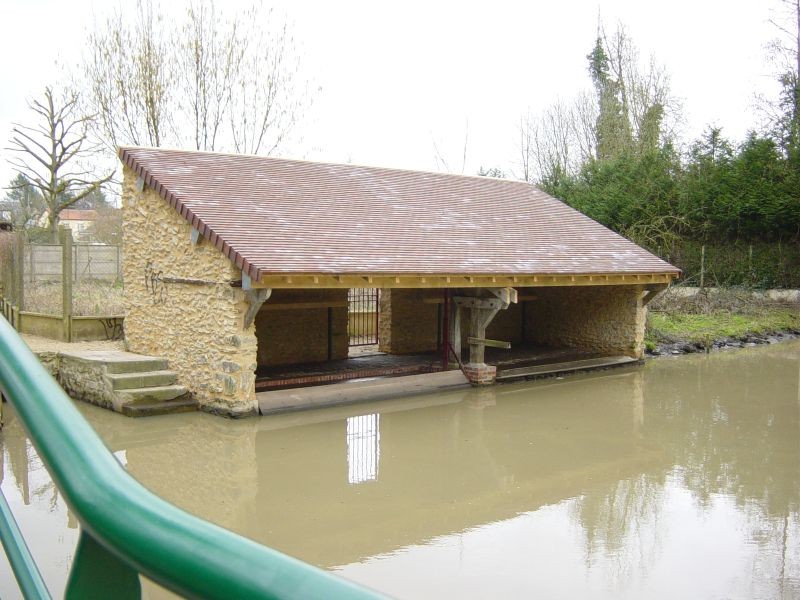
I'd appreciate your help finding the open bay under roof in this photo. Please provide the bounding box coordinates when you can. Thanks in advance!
[119,147,679,288]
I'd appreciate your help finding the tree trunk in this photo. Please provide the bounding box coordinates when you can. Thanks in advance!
[49,214,59,243]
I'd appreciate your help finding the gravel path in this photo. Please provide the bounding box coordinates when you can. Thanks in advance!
[20,334,124,354]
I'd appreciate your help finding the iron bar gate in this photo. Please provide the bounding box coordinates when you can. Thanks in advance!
[348,288,379,346]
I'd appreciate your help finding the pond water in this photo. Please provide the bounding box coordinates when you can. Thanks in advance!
[1,342,799,599]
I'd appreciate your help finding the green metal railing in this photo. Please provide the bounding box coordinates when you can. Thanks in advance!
[0,316,382,599]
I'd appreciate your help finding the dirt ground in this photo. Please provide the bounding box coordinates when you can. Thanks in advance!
[20,333,124,354]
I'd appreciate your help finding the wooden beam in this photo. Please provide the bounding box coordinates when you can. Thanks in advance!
[259,301,348,311]
[641,283,669,306]
[485,287,518,307]
[243,288,271,329]
[453,296,504,310]
[467,336,511,349]
[245,272,679,289]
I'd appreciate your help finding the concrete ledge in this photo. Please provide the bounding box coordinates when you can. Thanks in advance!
[257,370,469,415]
[496,355,638,380]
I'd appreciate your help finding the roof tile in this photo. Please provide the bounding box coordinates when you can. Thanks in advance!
[119,147,680,280]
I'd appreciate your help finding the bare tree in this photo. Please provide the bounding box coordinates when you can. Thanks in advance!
[518,96,597,186]
[181,1,243,151]
[83,0,174,151]
[229,9,305,155]
[433,120,470,174]
[7,87,113,241]
[81,0,307,156]
[597,23,681,153]
[763,0,800,154]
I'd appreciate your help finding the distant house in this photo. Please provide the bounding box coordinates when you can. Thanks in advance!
[41,209,98,241]
[119,147,680,418]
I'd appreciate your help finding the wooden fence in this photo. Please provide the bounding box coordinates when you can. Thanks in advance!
[0,230,123,342]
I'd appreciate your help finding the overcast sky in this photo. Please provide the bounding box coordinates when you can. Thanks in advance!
[0,0,786,188]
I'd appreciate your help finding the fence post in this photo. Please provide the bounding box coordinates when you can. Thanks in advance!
[61,228,73,342]
[116,245,122,282]
[700,244,705,290]
[14,233,24,329]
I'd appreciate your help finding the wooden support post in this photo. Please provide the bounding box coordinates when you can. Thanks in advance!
[454,296,504,365]
[60,228,73,342]
[327,307,333,361]
[14,233,24,329]
[467,305,500,364]
[448,301,462,364]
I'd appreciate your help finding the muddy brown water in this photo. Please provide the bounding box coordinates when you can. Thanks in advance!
[1,342,800,599]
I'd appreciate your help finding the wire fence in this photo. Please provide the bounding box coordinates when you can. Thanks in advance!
[1,231,123,318]
[23,244,121,284]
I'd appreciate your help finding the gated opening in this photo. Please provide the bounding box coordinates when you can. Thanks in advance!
[348,288,379,355]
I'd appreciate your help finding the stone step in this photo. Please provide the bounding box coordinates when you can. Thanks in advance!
[116,384,190,404]
[104,358,170,375]
[121,397,197,418]
[106,370,178,390]
[59,350,170,374]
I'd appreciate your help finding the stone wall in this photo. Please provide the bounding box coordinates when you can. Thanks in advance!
[255,289,348,367]
[36,351,59,377]
[121,166,257,416]
[485,302,524,346]
[524,284,645,358]
[379,289,441,354]
[57,353,116,410]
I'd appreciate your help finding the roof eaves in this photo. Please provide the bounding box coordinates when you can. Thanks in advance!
[117,147,260,282]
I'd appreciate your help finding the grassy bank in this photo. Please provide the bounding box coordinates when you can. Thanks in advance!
[645,287,800,353]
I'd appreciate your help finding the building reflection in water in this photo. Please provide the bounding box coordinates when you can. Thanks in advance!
[346,414,380,485]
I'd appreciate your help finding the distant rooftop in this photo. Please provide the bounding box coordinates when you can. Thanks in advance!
[59,209,98,221]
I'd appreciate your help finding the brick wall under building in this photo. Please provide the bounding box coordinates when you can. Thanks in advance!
[121,166,258,417]
[379,289,441,354]
[255,289,348,367]
[523,284,645,358]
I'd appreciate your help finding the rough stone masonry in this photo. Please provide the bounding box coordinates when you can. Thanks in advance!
[121,166,258,417]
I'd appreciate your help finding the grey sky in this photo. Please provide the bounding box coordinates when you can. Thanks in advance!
[0,0,784,187]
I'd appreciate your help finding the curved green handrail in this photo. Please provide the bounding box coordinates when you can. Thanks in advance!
[0,316,382,600]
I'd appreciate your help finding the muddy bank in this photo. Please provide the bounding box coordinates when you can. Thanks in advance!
[647,329,800,357]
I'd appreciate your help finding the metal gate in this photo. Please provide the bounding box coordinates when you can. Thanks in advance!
[348,288,379,346]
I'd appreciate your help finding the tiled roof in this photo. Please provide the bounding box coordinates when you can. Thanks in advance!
[58,209,98,221]
[119,147,680,281]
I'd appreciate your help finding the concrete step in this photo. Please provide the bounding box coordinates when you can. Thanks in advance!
[106,370,177,390]
[496,355,638,380]
[121,397,197,418]
[116,384,190,404]
[104,358,170,375]
[59,350,170,374]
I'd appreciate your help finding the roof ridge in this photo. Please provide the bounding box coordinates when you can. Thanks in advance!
[116,146,531,187]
